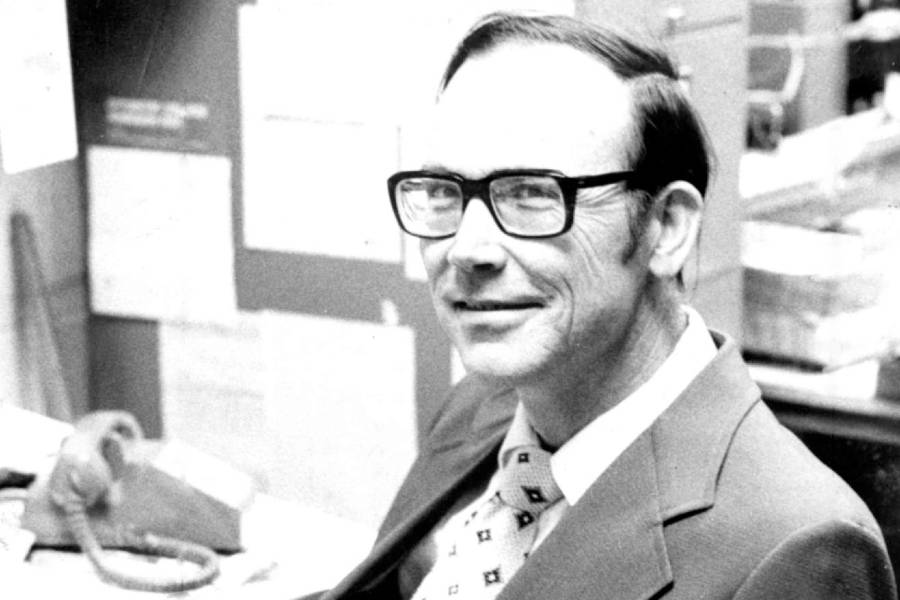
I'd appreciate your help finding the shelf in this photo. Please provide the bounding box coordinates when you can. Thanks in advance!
[750,359,900,446]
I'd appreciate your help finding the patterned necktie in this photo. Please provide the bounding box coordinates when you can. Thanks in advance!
[412,444,562,599]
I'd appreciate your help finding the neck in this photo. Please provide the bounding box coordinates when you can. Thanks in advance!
[517,291,685,449]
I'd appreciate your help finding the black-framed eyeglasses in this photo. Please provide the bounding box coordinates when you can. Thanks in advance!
[387,168,635,239]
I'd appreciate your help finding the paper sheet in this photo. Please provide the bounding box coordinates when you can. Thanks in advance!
[159,316,273,491]
[242,118,403,262]
[88,146,236,323]
[161,310,418,529]
[0,404,72,473]
[241,2,446,125]
[260,310,417,528]
[0,0,78,173]
[238,2,407,266]
[239,0,574,262]
[245,0,575,124]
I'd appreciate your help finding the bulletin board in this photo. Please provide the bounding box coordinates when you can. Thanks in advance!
[75,0,457,438]
[77,0,575,440]
[73,0,246,435]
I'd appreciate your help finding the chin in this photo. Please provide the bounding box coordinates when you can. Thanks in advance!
[456,341,554,383]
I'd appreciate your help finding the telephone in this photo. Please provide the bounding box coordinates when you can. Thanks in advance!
[22,411,255,593]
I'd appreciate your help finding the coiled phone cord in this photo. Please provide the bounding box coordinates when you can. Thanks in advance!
[62,501,220,593]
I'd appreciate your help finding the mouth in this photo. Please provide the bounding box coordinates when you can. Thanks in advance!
[452,299,544,312]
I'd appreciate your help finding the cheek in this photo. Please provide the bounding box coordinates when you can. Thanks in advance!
[566,215,629,281]
[562,217,643,320]
[419,239,448,283]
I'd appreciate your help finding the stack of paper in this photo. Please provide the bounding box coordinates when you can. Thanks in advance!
[742,220,892,368]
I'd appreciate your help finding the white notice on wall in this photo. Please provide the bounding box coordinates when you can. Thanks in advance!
[242,118,403,262]
[244,0,576,124]
[239,0,574,264]
[159,316,269,486]
[260,310,417,528]
[0,0,78,173]
[88,146,237,323]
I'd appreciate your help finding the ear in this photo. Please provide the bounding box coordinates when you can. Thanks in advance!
[647,181,704,279]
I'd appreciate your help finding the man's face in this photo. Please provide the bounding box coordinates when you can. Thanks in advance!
[421,41,653,383]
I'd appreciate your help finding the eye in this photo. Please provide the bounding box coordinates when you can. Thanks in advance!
[425,180,461,201]
[493,177,563,208]
[510,183,551,199]
[397,177,461,211]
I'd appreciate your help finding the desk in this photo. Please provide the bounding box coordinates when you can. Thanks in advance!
[0,405,374,598]
[11,494,374,599]
[750,359,900,445]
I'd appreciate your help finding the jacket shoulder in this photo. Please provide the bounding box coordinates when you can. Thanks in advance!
[732,518,897,599]
[722,402,882,532]
[665,401,895,598]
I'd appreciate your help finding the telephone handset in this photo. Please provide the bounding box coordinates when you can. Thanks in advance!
[28,411,220,593]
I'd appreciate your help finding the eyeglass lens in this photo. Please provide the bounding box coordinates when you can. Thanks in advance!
[395,175,567,237]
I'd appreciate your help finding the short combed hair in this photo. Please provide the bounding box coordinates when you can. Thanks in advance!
[439,12,714,263]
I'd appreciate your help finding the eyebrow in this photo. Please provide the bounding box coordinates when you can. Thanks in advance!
[575,179,628,205]
[419,163,455,175]
[418,164,563,178]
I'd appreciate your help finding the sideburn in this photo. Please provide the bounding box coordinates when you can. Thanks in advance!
[620,189,654,263]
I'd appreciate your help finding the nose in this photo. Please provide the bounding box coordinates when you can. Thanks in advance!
[446,198,508,273]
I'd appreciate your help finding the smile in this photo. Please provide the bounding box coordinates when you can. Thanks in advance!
[453,300,544,311]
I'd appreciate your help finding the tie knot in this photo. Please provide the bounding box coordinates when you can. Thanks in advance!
[495,445,562,513]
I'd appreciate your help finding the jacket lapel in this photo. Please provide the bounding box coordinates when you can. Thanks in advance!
[501,430,671,600]
[651,334,761,521]
[324,384,517,599]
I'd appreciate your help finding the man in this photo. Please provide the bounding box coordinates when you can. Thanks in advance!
[314,13,896,600]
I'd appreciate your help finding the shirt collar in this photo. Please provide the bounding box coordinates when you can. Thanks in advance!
[498,306,717,505]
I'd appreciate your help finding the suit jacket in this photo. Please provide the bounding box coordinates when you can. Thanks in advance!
[316,334,897,599]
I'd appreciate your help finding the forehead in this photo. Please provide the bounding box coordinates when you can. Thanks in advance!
[427,41,635,177]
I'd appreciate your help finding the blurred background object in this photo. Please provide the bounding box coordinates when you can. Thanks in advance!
[747,32,806,149]
[847,0,900,112]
